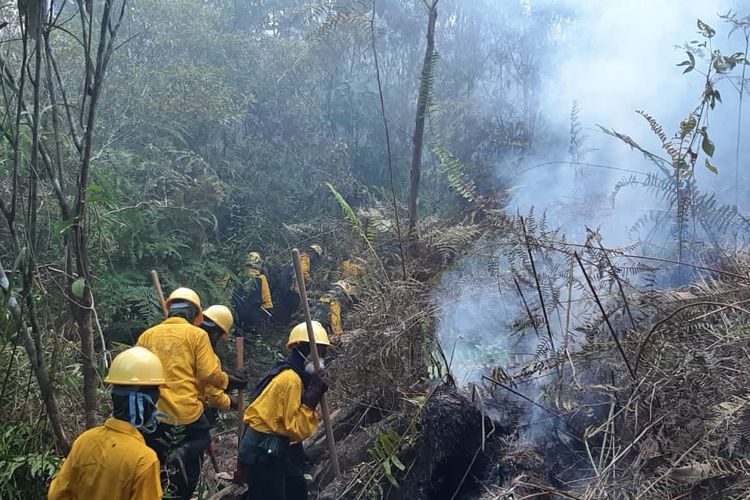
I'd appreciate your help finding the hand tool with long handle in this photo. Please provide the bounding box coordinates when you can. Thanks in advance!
[291,248,340,478]
[233,334,246,484]
[150,270,168,316]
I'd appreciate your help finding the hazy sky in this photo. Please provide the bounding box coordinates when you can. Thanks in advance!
[514,0,750,243]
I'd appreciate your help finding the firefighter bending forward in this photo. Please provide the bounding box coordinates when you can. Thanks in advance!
[239,321,331,500]
[48,347,166,500]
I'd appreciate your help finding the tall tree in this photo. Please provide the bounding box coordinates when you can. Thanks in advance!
[408,0,438,245]
[0,0,129,434]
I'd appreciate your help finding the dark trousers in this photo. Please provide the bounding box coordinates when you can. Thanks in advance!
[240,460,307,500]
[239,430,308,500]
[145,415,211,500]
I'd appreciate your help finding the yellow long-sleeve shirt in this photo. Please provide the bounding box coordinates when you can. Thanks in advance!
[243,369,318,443]
[246,268,273,309]
[200,382,232,411]
[338,259,364,280]
[48,418,162,500]
[137,317,228,425]
[319,295,343,335]
[291,254,311,292]
[300,253,311,283]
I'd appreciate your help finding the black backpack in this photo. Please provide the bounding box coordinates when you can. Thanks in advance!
[231,275,263,321]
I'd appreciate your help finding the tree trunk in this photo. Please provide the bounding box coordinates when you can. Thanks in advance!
[23,299,71,455]
[407,0,438,245]
[72,0,125,428]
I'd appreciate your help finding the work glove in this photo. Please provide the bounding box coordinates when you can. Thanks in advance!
[228,394,238,411]
[226,372,247,391]
[301,372,329,409]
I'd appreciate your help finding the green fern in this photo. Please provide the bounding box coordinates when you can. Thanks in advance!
[326,182,361,228]
[434,147,480,205]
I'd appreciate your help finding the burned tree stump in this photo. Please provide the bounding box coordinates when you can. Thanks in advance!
[398,384,486,499]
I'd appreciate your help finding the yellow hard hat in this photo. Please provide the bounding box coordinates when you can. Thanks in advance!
[246,251,262,265]
[334,280,354,296]
[286,320,332,350]
[104,347,165,386]
[203,305,233,337]
[165,287,203,325]
[309,244,323,256]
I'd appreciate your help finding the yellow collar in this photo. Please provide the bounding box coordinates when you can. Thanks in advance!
[104,417,145,442]
[163,317,190,325]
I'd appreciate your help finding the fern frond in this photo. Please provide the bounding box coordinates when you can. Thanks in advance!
[434,147,479,205]
[326,182,361,228]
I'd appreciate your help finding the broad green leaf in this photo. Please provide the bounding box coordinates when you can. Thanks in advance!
[53,219,74,235]
[382,460,399,488]
[71,278,85,298]
[679,115,697,138]
[326,182,360,227]
[705,159,718,174]
[701,135,715,157]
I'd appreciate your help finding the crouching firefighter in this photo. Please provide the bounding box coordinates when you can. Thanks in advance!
[239,321,331,500]
[48,347,166,500]
[137,288,247,500]
[313,280,355,336]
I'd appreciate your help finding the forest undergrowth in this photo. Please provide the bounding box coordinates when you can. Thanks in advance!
[0,2,749,499]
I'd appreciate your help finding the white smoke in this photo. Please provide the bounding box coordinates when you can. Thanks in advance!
[511,0,750,246]
[434,0,750,393]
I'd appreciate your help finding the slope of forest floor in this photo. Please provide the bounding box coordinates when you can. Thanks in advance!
[201,227,750,499]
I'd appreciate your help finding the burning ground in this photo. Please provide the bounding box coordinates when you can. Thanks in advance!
[284,217,750,500]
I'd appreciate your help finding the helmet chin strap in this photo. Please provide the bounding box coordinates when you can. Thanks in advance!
[112,388,168,434]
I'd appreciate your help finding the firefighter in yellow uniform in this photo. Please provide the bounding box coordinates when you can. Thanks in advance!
[48,347,166,500]
[199,305,238,414]
[239,321,331,500]
[338,257,364,296]
[313,280,354,335]
[338,256,365,281]
[233,251,274,333]
[197,305,238,472]
[291,244,323,292]
[246,252,273,310]
[136,287,246,500]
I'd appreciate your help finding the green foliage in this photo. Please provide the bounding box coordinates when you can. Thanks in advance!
[368,428,406,489]
[0,422,61,499]
[604,19,749,262]
[434,147,479,205]
[327,182,362,229]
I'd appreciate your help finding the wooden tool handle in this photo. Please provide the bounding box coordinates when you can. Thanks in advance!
[291,248,340,478]
[150,270,167,317]
[236,336,244,447]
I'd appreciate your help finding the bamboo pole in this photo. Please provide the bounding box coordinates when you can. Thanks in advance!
[291,248,341,478]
